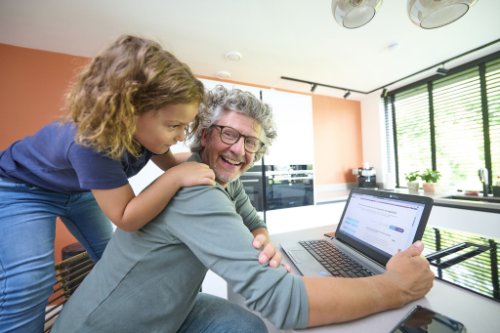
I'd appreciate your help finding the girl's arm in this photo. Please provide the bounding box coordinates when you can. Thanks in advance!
[150,149,191,171]
[92,161,215,231]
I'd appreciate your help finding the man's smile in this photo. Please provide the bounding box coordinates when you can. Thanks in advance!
[220,155,244,166]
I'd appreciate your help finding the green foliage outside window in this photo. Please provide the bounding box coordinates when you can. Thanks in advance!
[385,55,500,192]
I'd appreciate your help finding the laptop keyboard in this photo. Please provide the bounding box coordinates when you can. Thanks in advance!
[299,240,373,278]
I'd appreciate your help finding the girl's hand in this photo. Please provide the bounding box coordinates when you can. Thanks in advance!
[170,161,215,187]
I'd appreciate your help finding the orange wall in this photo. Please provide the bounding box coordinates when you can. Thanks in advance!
[312,95,362,185]
[0,44,89,149]
[0,43,89,261]
[1,43,363,259]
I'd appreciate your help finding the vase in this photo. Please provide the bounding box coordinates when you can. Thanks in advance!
[422,182,436,194]
[407,182,419,194]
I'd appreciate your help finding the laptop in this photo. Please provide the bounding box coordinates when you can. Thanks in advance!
[281,188,434,277]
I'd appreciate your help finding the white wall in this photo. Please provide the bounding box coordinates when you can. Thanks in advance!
[360,91,391,189]
[261,89,313,166]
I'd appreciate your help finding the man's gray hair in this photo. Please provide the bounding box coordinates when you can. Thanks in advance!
[189,85,277,162]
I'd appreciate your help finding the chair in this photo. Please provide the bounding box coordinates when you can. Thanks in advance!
[43,251,94,332]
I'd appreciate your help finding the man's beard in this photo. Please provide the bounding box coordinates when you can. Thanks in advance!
[214,167,240,185]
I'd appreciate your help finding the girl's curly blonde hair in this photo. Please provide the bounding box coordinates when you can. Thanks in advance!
[64,35,204,159]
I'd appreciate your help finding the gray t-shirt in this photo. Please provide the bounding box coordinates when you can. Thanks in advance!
[53,154,309,332]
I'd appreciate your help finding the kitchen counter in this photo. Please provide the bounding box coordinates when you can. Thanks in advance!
[316,186,500,212]
[433,195,500,212]
[314,189,350,204]
[405,187,500,212]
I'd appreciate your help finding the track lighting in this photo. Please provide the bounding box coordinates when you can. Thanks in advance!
[436,66,449,76]
[281,39,496,97]
[381,88,388,97]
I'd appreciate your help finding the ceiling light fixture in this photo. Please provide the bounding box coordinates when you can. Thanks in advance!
[436,65,449,76]
[381,88,388,97]
[343,90,351,99]
[331,0,382,29]
[331,0,478,30]
[215,70,231,79]
[408,0,478,29]
[224,51,242,62]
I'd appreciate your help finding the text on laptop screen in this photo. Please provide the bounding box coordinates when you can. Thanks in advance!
[338,192,426,256]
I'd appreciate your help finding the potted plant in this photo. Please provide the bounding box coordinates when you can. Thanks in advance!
[405,171,420,193]
[420,169,441,194]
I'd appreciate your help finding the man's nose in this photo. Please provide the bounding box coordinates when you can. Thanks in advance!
[230,136,246,154]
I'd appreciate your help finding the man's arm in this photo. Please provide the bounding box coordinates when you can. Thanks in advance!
[251,229,433,326]
[229,180,288,269]
[169,186,433,329]
[168,186,309,329]
[304,241,434,326]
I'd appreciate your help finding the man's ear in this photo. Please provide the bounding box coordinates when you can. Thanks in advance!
[200,128,208,147]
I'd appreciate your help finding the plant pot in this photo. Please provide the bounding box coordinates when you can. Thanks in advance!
[407,182,419,194]
[422,182,436,194]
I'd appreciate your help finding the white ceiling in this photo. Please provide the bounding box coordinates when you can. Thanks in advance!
[1,0,499,100]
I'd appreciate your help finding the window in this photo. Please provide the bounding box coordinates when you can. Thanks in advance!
[486,59,500,188]
[385,54,500,191]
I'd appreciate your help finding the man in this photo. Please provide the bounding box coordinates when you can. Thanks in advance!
[53,86,433,332]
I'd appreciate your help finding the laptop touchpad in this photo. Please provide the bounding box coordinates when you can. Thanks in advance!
[289,250,310,263]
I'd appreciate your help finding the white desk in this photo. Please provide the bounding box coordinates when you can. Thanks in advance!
[228,225,500,332]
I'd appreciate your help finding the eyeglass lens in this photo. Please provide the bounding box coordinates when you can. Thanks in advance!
[216,126,262,153]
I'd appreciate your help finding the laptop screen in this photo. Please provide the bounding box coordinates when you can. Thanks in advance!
[336,188,433,265]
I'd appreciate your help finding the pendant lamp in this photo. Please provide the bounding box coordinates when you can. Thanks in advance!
[408,0,478,29]
[331,0,383,29]
[331,0,478,29]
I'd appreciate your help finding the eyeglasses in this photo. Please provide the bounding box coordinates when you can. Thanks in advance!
[210,125,265,153]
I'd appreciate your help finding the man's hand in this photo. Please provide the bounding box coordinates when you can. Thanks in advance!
[384,241,434,306]
[252,234,291,272]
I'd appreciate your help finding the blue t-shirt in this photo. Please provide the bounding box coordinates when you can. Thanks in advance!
[0,121,153,193]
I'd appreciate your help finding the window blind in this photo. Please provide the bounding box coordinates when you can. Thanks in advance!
[486,58,500,185]
[433,67,483,190]
[387,54,500,191]
[393,85,431,186]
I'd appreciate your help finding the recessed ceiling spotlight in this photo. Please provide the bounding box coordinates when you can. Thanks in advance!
[215,70,231,79]
[224,51,242,62]
[386,42,399,51]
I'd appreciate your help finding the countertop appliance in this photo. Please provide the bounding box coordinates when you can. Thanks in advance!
[357,166,376,188]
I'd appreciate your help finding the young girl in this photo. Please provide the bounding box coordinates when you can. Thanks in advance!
[0,35,215,332]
